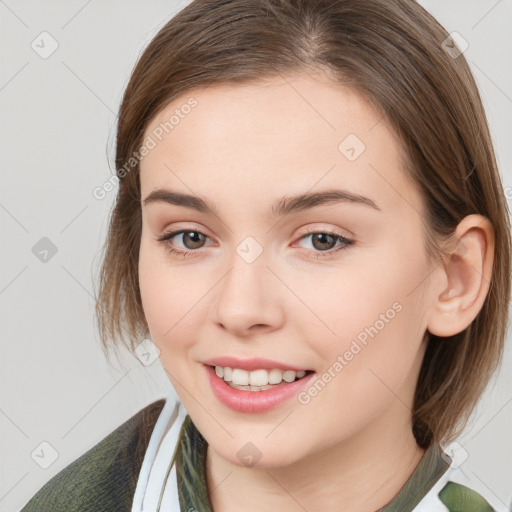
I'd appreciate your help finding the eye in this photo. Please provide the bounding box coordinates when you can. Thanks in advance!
[157,228,355,259]
[294,231,354,259]
[157,229,211,257]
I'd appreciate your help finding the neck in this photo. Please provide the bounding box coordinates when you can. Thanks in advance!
[205,413,425,512]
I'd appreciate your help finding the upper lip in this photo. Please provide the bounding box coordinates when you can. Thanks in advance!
[202,356,311,372]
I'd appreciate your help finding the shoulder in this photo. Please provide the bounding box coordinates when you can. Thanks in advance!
[414,463,507,512]
[20,398,166,512]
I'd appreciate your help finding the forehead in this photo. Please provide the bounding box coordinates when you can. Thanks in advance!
[139,73,421,214]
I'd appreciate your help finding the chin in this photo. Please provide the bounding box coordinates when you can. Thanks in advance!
[214,442,304,470]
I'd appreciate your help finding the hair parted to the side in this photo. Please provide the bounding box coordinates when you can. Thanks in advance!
[94,0,511,448]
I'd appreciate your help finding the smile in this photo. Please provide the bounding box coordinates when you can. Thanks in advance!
[214,366,309,390]
[205,365,315,413]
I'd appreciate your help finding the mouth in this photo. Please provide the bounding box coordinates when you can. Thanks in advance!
[204,363,316,413]
[208,364,315,391]
[201,355,317,413]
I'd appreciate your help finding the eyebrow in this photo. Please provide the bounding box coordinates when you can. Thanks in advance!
[142,188,381,217]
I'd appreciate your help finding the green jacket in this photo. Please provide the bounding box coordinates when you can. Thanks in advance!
[21,399,166,512]
[21,398,499,512]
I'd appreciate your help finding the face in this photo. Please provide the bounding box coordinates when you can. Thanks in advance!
[138,72,434,468]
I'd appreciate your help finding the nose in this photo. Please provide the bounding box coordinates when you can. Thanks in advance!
[213,250,285,338]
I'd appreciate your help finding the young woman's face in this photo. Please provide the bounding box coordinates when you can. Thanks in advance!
[138,72,435,467]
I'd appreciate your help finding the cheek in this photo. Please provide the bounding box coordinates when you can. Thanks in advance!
[138,239,194,345]
[300,239,427,349]
[138,236,221,371]
[303,239,429,391]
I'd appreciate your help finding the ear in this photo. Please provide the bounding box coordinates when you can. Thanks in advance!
[426,214,494,337]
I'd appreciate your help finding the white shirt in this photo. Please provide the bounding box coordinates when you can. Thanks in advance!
[132,396,187,512]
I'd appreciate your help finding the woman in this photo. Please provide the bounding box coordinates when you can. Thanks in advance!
[21,0,511,510]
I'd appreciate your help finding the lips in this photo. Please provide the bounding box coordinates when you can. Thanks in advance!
[204,364,316,413]
[202,356,310,372]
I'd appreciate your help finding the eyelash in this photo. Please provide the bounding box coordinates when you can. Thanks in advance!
[157,228,354,260]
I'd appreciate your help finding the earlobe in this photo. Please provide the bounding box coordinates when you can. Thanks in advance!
[426,214,494,338]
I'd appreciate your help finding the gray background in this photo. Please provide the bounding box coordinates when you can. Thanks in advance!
[1,1,511,511]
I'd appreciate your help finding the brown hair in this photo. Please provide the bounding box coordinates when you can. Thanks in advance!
[94,0,511,448]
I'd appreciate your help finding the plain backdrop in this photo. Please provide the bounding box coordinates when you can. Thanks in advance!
[1,1,511,511]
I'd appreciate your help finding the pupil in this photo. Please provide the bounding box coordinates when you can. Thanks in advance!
[184,231,204,249]
[312,233,335,251]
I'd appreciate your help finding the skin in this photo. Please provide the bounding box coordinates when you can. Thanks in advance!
[138,71,494,511]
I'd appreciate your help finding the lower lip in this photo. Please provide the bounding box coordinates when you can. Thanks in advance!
[205,365,315,413]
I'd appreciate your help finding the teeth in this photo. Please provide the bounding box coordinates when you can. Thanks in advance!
[232,369,250,386]
[249,369,268,386]
[268,368,283,384]
[230,383,276,391]
[283,370,297,383]
[214,366,308,387]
